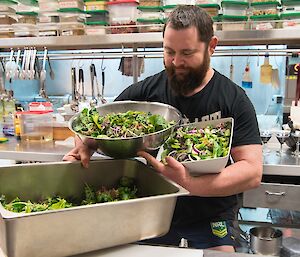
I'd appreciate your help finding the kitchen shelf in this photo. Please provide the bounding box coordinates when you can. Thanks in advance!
[1,29,300,50]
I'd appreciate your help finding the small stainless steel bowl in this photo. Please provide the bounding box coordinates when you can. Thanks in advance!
[69,101,182,158]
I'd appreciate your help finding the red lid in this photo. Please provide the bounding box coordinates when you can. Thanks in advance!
[16,110,53,115]
[29,102,53,107]
[107,0,138,5]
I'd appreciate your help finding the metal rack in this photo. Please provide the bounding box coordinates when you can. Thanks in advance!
[0,29,300,50]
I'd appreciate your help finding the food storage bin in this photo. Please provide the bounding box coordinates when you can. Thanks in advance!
[18,110,53,141]
[0,14,15,24]
[137,18,164,32]
[85,20,108,34]
[38,15,60,23]
[0,25,13,37]
[163,0,194,5]
[38,23,60,36]
[162,4,176,18]
[221,1,249,16]
[16,11,38,24]
[38,0,59,12]
[250,1,280,16]
[0,4,15,13]
[197,3,220,17]
[0,159,188,257]
[137,6,163,20]
[139,0,161,7]
[85,9,109,23]
[195,0,219,4]
[107,0,138,33]
[282,0,300,14]
[59,8,85,22]
[281,12,300,28]
[60,21,85,35]
[219,14,248,30]
[12,23,38,36]
[59,0,85,10]
[250,14,281,29]
[84,0,107,11]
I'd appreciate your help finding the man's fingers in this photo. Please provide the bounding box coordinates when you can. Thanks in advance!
[165,156,183,169]
[138,151,165,172]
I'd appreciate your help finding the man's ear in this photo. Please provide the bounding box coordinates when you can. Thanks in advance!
[208,36,218,56]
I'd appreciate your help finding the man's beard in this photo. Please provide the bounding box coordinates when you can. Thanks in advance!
[165,50,210,96]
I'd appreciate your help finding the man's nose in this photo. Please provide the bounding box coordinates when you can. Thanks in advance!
[172,54,184,67]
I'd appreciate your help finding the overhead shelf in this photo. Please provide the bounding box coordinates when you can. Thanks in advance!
[0,29,300,50]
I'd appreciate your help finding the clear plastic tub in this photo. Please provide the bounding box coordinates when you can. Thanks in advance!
[221,1,249,16]
[85,21,107,34]
[85,10,109,23]
[59,0,84,10]
[16,11,38,24]
[107,0,138,33]
[0,25,13,37]
[0,14,16,24]
[281,12,300,28]
[220,15,248,30]
[139,0,161,7]
[162,5,176,18]
[137,18,163,32]
[59,8,85,22]
[38,15,60,23]
[13,23,38,37]
[18,110,53,142]
[197,4,220,17]
[163,0,194,5]
[39,0,59,12]
[37,23,60,36]
[250,1,279,16]
[85,0,107,11]
[250,14,281,29]
[60,21,85,35]
[282,0,300,14]
[137,6,163,20]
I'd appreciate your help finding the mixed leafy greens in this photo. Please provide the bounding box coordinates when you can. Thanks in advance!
[161,121,232,163]
[0,176,137,213]
[72,108,174,139]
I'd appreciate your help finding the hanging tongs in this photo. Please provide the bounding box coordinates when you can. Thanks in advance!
[89,63,97,107]
[78,67,86,101]
[39,48,48,99]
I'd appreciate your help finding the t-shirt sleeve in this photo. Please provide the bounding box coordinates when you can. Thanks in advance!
[231,93,261,147]
[115,80,147,101]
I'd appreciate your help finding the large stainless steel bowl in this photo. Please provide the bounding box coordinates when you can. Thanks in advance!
[69,101,182,158]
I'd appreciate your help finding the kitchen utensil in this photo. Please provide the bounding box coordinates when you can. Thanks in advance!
[249,227,282,255]
[71,67,78,103]
[78,67,85,101]
[271,68,280,89]
[47,55,55,80]
[89,63,97,107]
[93,64,106,104]
[19,48,27,80]
[260,54,273,84]
[29,48,36,80]
[69,101,181,158]
[39,48,48,99]
[0,159,188,257]
[13,49,21,80]
[5,49,14,81]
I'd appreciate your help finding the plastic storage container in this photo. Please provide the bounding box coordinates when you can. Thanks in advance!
[85,20,107,34]
[281,12,300,28]
[16,11,38,24]
[38,15,60,23]
[221,1,248,16]
[137,6,163,20]
[85,9,109,23]
[18,110,53,142]
[137,18,163,32]
[59,8,85,22]
[38,0,59,12]
[0,14,16,24]
[84,0,107,11]
[219,14,248,30]
[13,23,38,36]
[282,0,300,14]
[250,14,281,29]
[162,0,194,5]
[250,1,279,16]
[197,4,220,17]
[139,0,161,7]
[59,0,84,10]
[107,0,138,33]
[60,21,85,35]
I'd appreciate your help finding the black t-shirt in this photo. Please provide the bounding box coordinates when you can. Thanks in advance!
[116,69,261,227]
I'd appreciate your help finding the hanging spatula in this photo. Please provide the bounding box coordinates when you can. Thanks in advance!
[260,54,273,84]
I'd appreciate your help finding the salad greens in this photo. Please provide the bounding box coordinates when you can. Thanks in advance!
[161,121,231,163]
[0,176,138,213]
[73,108,174,138]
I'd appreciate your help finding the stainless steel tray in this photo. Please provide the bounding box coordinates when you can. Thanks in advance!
[0,159,188,257]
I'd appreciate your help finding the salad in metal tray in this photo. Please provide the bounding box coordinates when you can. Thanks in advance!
[161,121,232,163]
